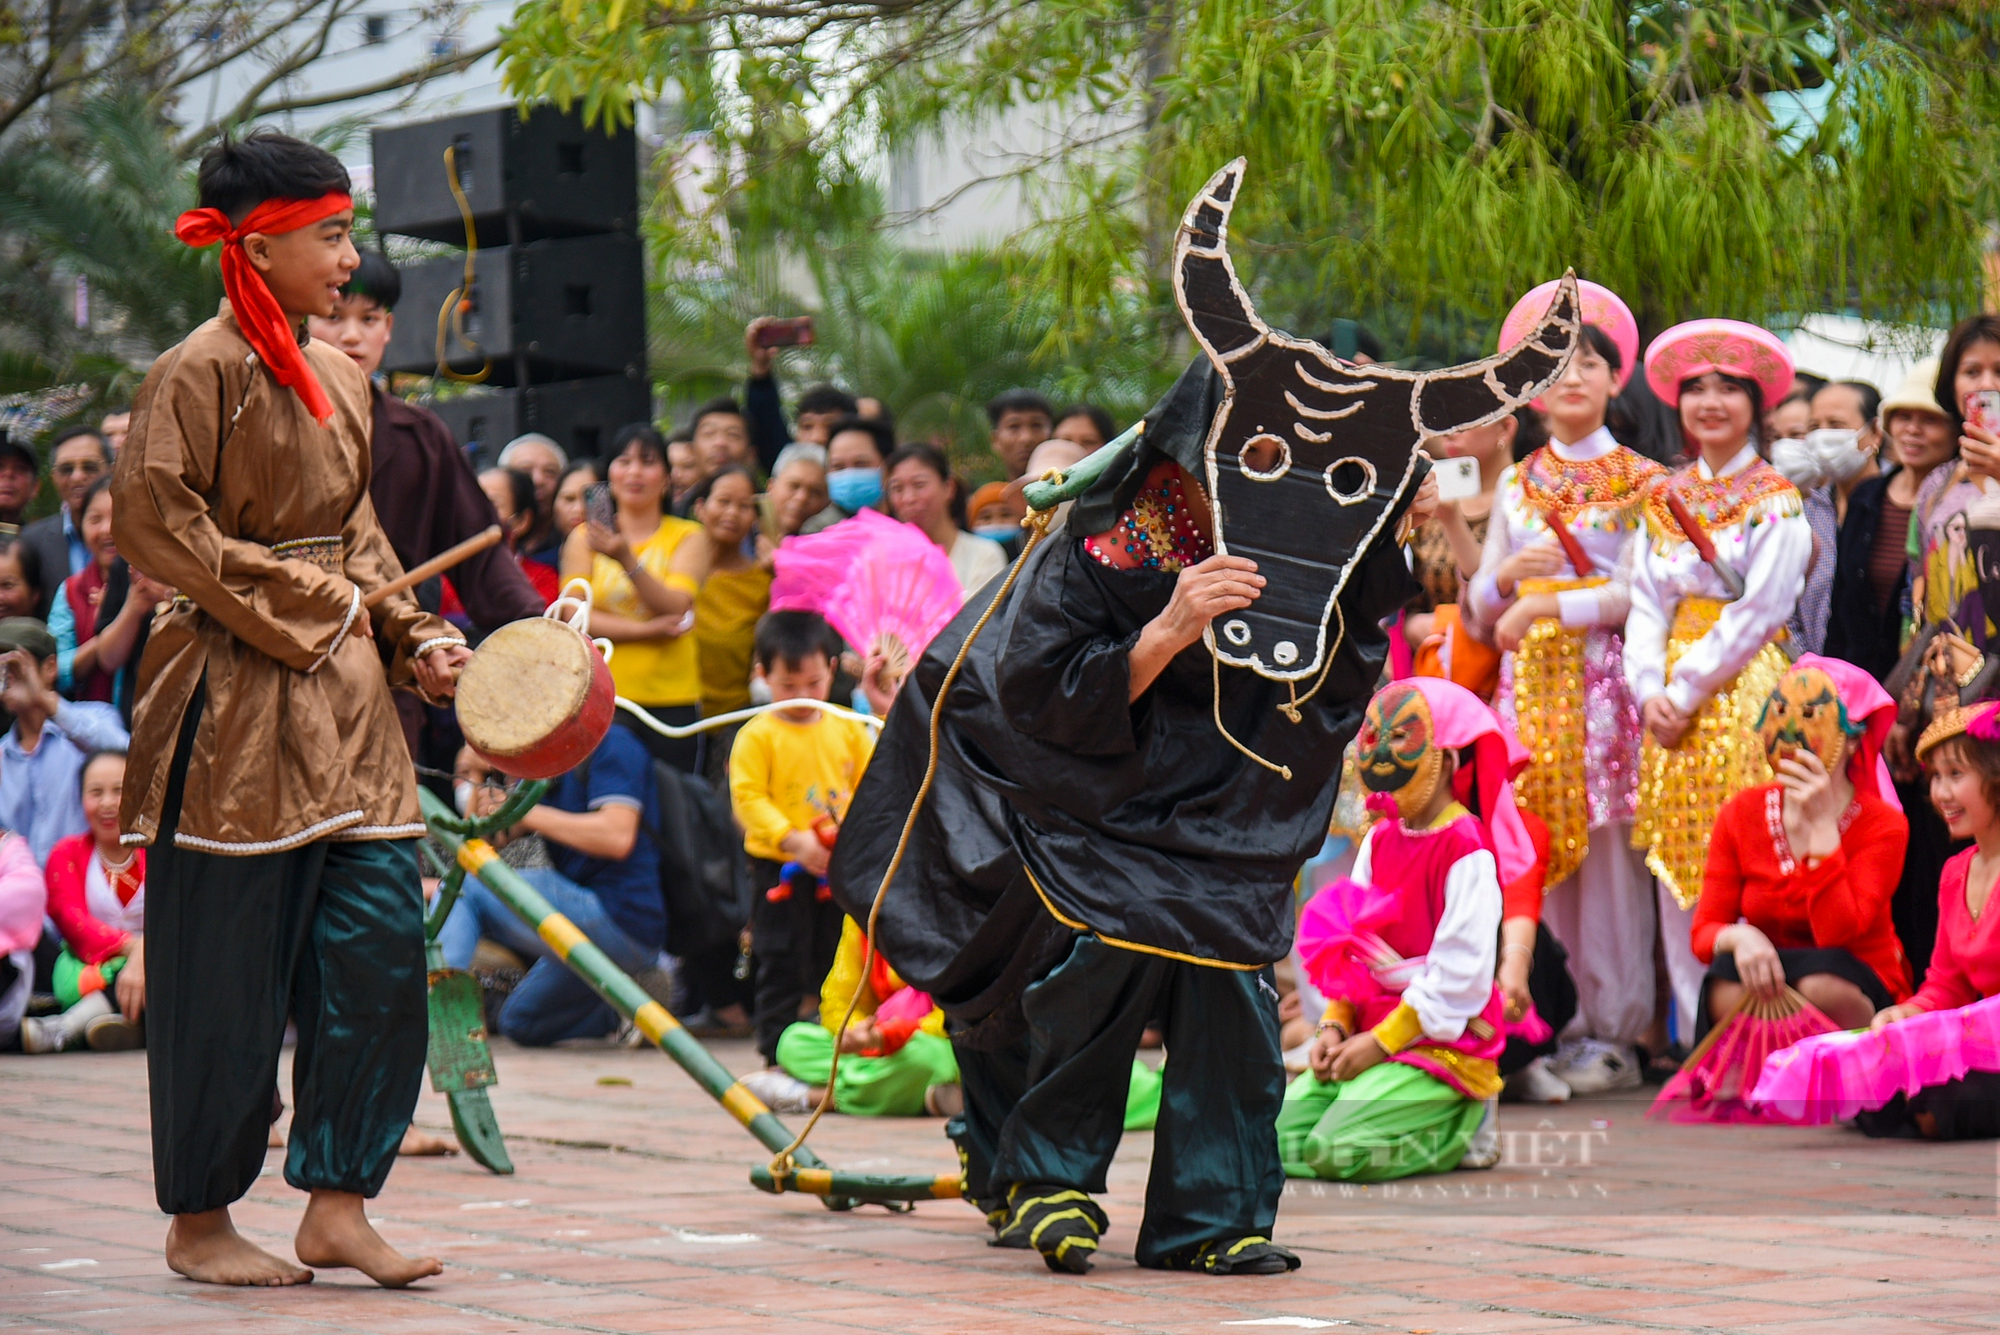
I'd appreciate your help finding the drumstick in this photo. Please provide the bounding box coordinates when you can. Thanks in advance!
[1662,490,1746,599]
[1541,509,1596,576]
[364,525,503,608]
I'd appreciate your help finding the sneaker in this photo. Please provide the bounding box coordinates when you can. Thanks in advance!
[19,1015,69,1053]
[1553,1038,1642,1095]
[84,1013,144,1052]
[924,1082,964,1118]
[740,1068,819,1115]
[1458,1098,1501,1169]
[1503,1055,1572,1104]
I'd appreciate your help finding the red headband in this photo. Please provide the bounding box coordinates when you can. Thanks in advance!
[175,191,353,425]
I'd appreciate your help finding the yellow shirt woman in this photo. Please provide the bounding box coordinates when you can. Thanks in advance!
[694,562,772,717]
[589,515,704,707]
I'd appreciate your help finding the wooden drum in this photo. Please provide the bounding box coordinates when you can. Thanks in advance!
[455,616,616,779]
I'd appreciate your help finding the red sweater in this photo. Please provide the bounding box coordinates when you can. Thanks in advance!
[1692,784,1911,1001]
[45,833,145,965]
[1909,848,2000,1013]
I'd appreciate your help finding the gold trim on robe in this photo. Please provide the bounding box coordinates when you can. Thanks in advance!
[1631,596,1788,907]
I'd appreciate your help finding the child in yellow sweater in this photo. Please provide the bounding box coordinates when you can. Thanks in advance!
[729,611,876,1092]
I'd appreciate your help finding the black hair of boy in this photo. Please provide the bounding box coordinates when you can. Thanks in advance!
[691,396,749,433]
[795,385,858,418]
[754,609,838,676]
[195,131,351,221]
[1056,403,1118,444]
[342,251,401,311]
[824,415,896,462]
[984,388,1054,428]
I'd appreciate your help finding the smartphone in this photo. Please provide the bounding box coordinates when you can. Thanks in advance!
[753,316,815,349]
[585,482,614,530]
[1968,390,2000,436]
[1434,455,1480,502]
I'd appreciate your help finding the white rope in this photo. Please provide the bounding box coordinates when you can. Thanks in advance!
[614,696,885,735]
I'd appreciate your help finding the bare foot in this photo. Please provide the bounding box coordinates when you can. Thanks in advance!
[398,1124,457,1156]
[167,1209,313,1286]
[294,1190,442,1288]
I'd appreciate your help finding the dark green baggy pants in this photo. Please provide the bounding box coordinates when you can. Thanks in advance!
[146,688,428,1215]
[955,933,1286,1266]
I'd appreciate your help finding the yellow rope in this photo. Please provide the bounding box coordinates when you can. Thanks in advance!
[768,501,1059,1183]
[1208,598,1345,781]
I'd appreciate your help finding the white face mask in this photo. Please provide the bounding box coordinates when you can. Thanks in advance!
[453,780,475,816]
[1768,437,1823,490]
[749,675,774,706]
[1804,427,1875,484]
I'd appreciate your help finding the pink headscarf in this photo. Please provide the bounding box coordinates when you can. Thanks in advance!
[1390,678,1537,890]
[1791,654,1901,813]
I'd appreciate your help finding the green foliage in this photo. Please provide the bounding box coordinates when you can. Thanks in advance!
[649,225,1171,478]
[503,0,2000,367]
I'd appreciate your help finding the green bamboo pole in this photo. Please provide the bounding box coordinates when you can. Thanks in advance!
[420,787,958,1206]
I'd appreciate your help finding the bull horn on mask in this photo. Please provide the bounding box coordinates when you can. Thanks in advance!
[1171,158,1585,684]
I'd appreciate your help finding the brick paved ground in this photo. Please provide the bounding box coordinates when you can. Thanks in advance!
[4,1039,1998,1333]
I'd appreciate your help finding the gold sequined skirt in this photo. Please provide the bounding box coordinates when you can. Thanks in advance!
[1631,596,1787,909]
[1510,577,1606,888]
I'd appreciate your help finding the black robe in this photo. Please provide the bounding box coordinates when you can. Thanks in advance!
[829,472,1419,1047]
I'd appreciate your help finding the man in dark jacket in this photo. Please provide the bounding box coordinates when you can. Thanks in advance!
[20,425,110,618]
[308,252,546,754]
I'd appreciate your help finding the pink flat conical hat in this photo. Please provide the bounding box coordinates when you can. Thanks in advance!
[1644,318,1795,409]
[1500,278,1640,393]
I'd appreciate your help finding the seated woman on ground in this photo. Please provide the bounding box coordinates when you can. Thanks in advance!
[26,750,144,1053]
[1861,704,2000,1140]
[50,477,171,713]
[1691,658,1911,1039]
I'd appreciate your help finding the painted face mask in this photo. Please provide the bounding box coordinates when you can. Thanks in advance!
[1173,160,1582,683]
[1356,682,1443,820]
[1758,665,1858,772]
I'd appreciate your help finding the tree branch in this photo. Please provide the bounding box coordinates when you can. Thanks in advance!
[240,35,503,117]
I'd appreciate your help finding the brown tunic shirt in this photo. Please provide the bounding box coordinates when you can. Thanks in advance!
[112,303,464,854]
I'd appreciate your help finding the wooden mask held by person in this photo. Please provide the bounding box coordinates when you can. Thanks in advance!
[1174,158,1583,685]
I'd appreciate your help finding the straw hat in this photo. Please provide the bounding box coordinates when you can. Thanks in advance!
[1915,698,2000,762]
[1878,357,1950,428]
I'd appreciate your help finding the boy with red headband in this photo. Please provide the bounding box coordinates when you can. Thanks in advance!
[113,132,471,1289]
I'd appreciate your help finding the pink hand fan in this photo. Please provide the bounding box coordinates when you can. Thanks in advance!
[823,523,964,687]
[769,509,909,613]
[1750,992,2000,1124]
[1296,876,1407,1004]
[1649,987,1839,1124]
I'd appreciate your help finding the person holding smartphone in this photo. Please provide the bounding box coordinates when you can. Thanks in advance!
[1461,281,1667,1099]
[563,423,711,771]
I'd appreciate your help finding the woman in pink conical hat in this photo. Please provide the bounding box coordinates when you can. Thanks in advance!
[1626,318,1814,1053]
[1460,279,1665,1099]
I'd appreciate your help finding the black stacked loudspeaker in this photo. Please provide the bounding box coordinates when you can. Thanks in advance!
[371,105,651,465]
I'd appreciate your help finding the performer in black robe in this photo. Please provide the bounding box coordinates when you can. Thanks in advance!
[831,160,1580,1276]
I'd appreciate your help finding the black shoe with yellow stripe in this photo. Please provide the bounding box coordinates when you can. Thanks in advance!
[993,1183,1110,1273]
[945,1117,1013,1241]
[1149,1235,1300,1275]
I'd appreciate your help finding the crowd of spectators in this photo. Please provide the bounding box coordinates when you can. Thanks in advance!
[0,306,1115,1070]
